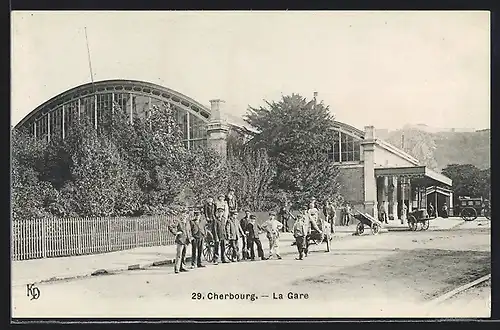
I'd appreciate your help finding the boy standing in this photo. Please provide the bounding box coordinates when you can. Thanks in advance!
[246,215,265,261]
[292,214,308,260]
[261,211,283,260]
[190,209,206,268]
[225,212,239,262]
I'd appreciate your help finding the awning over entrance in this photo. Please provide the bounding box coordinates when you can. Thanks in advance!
[374,166,452,187]
[426,186,453,196]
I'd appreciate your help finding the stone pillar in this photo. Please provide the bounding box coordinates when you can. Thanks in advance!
[362,126,378,220]
[408,179,413,213]
[401,177,407,224]
[207,99,230,159]
[390,176,398,220]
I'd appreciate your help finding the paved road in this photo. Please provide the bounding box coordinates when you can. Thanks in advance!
[12,221,490,319]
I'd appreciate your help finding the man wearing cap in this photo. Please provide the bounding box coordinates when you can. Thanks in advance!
[239,210,251,260]
[261,211,283,260]
[278,200,291,233]
[190,209,206,268]
[245,215,265,261]
[213,194,229,264]
[226,189,238,215]
[168,210,192,273]
[204,197,216,225]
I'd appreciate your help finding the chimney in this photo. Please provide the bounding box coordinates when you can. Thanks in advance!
[209,99,225,122]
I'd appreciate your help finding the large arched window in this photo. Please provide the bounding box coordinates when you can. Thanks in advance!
[328,130,361,163]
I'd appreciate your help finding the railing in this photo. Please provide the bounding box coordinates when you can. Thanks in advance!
[11,215,177,261]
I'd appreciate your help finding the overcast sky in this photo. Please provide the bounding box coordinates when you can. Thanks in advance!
[11,11,490,130]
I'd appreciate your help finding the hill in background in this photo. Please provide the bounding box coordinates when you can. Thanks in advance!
[380,127,490,172]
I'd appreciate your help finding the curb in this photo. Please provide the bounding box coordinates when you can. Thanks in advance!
[425,273,491,315]
[15,230,367,286]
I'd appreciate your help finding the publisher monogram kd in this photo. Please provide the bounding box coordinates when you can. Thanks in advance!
[26,284,40,300]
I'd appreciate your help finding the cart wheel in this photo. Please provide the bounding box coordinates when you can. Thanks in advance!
[460,207,477,221]
[371,223,380,235]
[203,243,214,262]
[407,215,417,231]
[356,222,364,235]
[422,219,430,231]
[225,242,234,261]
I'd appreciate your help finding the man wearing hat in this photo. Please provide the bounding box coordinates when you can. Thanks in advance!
[190,208,206,268]
[261,211,283,259]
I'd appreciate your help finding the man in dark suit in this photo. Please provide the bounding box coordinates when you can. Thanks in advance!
[190,209,206,268]
[168,211,192,273]
[245,215,265,261]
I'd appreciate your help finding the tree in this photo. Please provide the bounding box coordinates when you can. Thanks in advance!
[442,164,491,204]
[11,129,57,220]
[244,94,341,208]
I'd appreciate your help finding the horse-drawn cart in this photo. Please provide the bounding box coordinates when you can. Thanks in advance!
[352,211,383,235]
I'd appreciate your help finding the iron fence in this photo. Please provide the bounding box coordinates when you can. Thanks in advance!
[11,215,177,261]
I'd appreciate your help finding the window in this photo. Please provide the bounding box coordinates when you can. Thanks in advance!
[474,201,481,206]
[331,130,361,163]
[190,114,207,140]
[132,94,150,120]
[97,93,113,129]
[50,107,63,140]
[467,201,473,206]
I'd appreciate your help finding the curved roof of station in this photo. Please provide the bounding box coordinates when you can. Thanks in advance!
[15,79,213,129]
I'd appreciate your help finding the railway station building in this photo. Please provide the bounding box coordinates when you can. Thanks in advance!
[15,79,453,224]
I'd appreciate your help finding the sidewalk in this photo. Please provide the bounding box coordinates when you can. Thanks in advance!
[12,230,358,287]
[383,217,465,231]
[12,217,469,287]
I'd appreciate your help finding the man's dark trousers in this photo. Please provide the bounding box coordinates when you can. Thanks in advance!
[191,237,203,266]
[295,236,306,258]
[248,237,264,260]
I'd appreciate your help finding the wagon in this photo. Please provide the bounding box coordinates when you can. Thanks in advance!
[352,211,382,235]
[407,209,431,231]
[456,196,490,221]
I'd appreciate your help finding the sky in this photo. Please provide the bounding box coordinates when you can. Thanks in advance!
[11,11,490,130]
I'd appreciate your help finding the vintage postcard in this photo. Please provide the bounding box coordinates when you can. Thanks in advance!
[11,10,490,320]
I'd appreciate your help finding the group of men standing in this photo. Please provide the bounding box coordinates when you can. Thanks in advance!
[168,189,288,273]
[168,191,358,273]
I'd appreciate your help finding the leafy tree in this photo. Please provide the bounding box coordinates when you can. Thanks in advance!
[11,129,56,220]
[442,164,491,204]
[244,94,341,208]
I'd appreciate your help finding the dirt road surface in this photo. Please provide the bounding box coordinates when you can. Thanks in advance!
[12,222,490,319]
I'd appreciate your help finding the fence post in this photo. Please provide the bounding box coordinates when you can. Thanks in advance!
[77,218,82,255]
[41,218,47,258]
[135,218,139,247]
[157,216,162,246]
[108,218,112,252]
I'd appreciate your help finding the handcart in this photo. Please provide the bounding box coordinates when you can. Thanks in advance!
[307,219,333,252]
[407,209,431,231]
[352,211,383,235]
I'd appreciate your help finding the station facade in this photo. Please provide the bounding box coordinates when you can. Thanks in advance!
[15,79,453,224]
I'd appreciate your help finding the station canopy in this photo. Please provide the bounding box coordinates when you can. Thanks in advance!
[374,166,452,188]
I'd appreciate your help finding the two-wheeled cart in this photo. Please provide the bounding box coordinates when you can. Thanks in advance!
[352,211,382,235]
[407,209,431,231]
